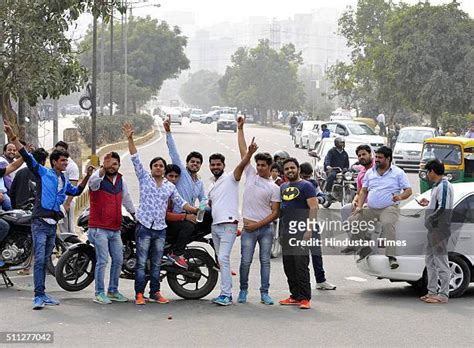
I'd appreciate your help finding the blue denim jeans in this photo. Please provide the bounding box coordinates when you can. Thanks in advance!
[211,223,237,297]
[32,218,56,297]
[134,224,166,295]
[1,193,12,211]
[239,224,273,294]
[0,218,10,243]
[88,228,123,295]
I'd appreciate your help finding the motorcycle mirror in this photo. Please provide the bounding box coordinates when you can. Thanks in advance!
[307,150,320,159]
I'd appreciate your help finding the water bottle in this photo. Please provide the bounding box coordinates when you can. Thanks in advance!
[196,198,207,223]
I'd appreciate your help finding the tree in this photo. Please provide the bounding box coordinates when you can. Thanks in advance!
[329,0,474,126]
[219,40,304,125]
[179,70,222,111]
[98,72,153,114]
[0,0,123,135]
[381,2,474,126]
[79,16,190,93]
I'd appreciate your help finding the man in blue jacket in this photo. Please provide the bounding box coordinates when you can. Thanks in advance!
[4,121,93,310]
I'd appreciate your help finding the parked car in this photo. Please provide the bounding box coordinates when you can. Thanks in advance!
[244,114,255,123]
[318,121,386,149]
[190,109,203,122]
[216,114,237,132]
[307,121,326,150]
[294,121,323,149]
[356,182,474,298]
[393,127,438,171]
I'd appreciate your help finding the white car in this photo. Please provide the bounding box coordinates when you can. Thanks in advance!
[168,110,183,125]
[356,182,474,298]
[190,109,203,122]
[294,121,323,149]
[310,138,366,178]
[393,127,438,171]
[317,121,386,149]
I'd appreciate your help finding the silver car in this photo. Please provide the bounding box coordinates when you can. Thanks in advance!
[356,182,474,298]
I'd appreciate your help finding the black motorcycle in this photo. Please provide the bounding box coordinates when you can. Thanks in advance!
[0,205,80,287]
[319,166,358,208]
[55,208,219,300]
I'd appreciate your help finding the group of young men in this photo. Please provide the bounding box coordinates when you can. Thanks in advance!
[1,113,455,309]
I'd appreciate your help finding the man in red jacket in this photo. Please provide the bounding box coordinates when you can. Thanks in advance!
[88,152,136,304]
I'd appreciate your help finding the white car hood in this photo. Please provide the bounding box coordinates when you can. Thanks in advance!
[394,142,423,152]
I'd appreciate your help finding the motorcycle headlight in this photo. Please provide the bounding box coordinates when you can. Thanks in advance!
[344,172,353,181]
[419,171,427,180]
[446,173,453,181]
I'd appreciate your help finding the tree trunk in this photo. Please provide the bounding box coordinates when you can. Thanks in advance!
[269,109,274,127]
[25,104,39,147]
[430,113,438,128]
[1,90,20,135]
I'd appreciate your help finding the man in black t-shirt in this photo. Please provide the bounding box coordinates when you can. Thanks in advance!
[279,158,318,310]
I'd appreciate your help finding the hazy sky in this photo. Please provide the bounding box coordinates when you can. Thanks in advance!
[134,0,473,26]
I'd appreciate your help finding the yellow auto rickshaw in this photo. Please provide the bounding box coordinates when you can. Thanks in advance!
[353,117,377,131]
[419,137,474,192]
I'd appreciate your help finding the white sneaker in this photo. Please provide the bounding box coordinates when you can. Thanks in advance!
[316,281,336,290]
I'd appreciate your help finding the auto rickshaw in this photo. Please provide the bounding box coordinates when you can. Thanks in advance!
[419,137,474,193]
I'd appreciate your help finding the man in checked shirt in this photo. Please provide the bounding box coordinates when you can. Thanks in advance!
[123,123,198,305]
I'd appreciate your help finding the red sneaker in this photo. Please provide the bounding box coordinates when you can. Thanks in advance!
[149,291,169,304]
[299,299,311,309]
[279,297,301,305]
[135,293,146,305]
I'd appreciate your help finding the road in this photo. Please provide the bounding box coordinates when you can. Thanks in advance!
[1,119,473,347]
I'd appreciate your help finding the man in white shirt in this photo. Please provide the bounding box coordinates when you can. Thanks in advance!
[377,113,386,136]
[236,117,280,305]
[55,141,80,234]
[208,141,258,306]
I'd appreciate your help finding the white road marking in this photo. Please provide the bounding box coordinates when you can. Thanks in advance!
[345,276,368,282]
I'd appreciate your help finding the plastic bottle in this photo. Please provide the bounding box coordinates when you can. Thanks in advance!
[196,198,207,223]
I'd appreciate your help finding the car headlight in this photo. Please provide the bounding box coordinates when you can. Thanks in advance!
[344,171,353,181]
[394,149,402,155]
[419,171,427,180]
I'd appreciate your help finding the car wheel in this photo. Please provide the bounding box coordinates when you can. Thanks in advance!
[206,118,212,124]
[448,255,471,298]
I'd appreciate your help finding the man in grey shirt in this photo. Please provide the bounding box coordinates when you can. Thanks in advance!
[417,159,454,304]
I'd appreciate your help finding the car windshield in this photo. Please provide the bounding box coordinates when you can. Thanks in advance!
[397,129,433,143]
[346,124,375,135]
[220,114,235,121]
[422,143,462,165]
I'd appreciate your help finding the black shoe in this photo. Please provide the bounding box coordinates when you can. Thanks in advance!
[356,246,373,263]
[340,246,358,254]
[389,257,399,270]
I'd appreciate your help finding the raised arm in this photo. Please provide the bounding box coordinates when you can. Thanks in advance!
[237,116,247,159]
[65,165,94,196]
[234,137,258,181]
[122,123,137,155]
[163,117,184,168]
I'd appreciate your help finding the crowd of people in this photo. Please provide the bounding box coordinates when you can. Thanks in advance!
[0,115,455,309]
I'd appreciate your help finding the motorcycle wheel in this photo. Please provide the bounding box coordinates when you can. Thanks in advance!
[55,247,95,292]
[47,236,82,276]
[167,248,218,300]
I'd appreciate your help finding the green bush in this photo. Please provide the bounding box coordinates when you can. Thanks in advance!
[73,114,154,147]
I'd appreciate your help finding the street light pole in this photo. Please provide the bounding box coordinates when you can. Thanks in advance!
[91,14,98,162]
[100,18,105,116]
[124,0,128,116]
[109,5,114,117]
